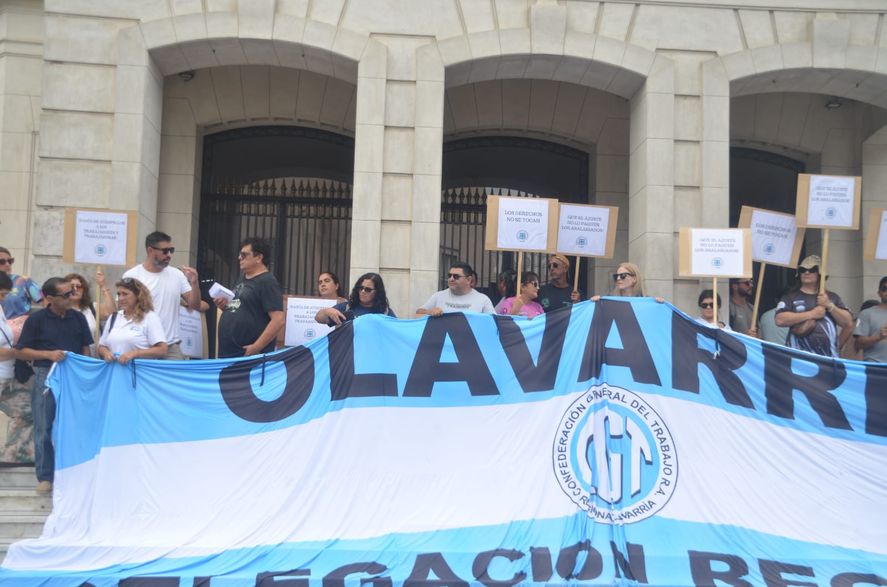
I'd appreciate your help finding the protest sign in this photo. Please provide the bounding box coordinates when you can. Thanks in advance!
[484,195,558,252]
[284,296,336,347]
[556,203,617,258]
[63,208,137,267]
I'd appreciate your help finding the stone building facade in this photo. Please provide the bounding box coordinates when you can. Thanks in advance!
[2,0,887,316]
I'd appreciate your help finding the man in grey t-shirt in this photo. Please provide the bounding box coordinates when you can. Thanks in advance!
[416,262,494,316]
[854,276,887,362]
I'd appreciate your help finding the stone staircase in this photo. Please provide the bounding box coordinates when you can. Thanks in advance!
[0,466,51,565]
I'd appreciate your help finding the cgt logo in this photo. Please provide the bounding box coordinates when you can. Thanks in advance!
[553,385,678,524]
[516,230,529,242]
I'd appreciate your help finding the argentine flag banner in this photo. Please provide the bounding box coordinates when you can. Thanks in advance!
[1,298,886,586]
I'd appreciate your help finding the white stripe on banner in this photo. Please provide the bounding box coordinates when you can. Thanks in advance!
[6,391,886,572]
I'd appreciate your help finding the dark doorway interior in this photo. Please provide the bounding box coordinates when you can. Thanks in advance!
[441,136,592,301]
[730,147,806,315]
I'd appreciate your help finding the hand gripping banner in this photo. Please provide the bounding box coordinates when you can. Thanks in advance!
[1,299,886,586]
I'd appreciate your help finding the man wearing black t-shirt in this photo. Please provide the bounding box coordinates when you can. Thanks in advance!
[538,254,583,313]
[214,238,284,358]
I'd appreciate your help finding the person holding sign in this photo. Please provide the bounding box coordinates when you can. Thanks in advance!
[538,254,582,312]
[416,262,494,316]
[214,238,284,359]
[97,278,167,363]
[315,272,396,326]
[496,272,544,319]
[775,255,853,357]
[124,232,200,359]
[853,276,887,362]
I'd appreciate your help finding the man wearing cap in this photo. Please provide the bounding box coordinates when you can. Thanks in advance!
[775,255,853,357]
[853,276,887,362]
[728,277,757,335]
[538,254,583,313]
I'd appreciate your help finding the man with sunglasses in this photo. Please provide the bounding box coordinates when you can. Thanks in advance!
[416,262,494,316]
[775,255,853,357]
[0,246,43,342]
[853,276,887,362]
[14,277,93,494]
[123,231,200,359]
[538,254,583,313]
[728,277,757,336]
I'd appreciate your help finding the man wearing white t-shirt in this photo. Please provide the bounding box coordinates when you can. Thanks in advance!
[123,231,200,359]
[416,262,494,316]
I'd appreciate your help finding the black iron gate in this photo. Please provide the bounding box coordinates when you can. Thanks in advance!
[197,178,352,296]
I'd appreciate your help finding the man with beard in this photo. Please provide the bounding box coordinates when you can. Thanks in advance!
[854,276,887,362]
[538,254,583,313]
[728,277,757,335]
[123,231,200,359]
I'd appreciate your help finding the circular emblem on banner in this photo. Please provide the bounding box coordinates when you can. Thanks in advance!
[576,236,588,248]
[826,207,836,219]
[94,244,107,257]
[305,329,316,340]
[552,385,678,524]
[517,230,529,242]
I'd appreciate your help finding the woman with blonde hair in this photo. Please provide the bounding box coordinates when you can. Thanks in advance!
[97,277,167,364]
[591,262,664,302]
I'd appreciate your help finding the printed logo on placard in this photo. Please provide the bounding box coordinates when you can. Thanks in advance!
[517,230,529,242]
[553,385,678,524]
[304,329,316,340]
[576,236,588,248]
[763,242,775,256]
[95,244,107,257]
[711,257,723,269]
[826,207,837,219]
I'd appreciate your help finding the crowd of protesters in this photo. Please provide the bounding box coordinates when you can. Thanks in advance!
[2,236,884,495]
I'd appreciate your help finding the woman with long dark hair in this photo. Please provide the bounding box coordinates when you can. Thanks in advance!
[315,272,396,326]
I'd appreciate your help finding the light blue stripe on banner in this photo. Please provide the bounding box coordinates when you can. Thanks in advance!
[50,298,887,472]
[2,514,885,586]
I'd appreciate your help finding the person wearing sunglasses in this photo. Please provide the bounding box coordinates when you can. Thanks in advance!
[315,272,395,326]
[0,246,43,344]
[123,231,200,359]
[416,262,494,317]
[496,271,544,319]
[853,276,887,362]
[214,238,284,358]
[538,254,583,313]
[694,290,732,331]
[774,254,853,357]
[14,277,93,494]
[728,277,757,336]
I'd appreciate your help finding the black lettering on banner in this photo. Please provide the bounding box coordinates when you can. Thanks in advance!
[256,569,310,586]
[577,300,661,386]
[494,308,570,393]
[193,578,212,587]
[118,579,181,587]
[864,364,887,437]
[610,541,648,583]
[472,549,526,587]
[529,547,553,582]
[404,314,499,396]
[404,552,469,587]
[759,559,816,587]
[328,322,398,401]
[831,572,887,586]
[688,550,753,587]
[670,315,753,408]
[218,346,315,423]
[555,541,603,581]
[322,562,392,587]
[762,345,852,430]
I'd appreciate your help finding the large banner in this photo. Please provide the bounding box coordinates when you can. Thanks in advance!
[2,299,886,586]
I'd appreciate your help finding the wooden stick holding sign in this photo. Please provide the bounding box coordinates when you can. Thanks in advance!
[795,173,861,293]
[679,228,753,328]
[738,206,806,334]
[516,251,524,295]
[485,195,558,293]
[555,203,619,297]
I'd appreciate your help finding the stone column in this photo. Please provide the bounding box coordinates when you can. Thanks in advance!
[351,38,445,316]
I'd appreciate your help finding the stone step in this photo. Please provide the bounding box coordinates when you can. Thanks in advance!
[0,489,53,513]
[0,513,46,540]
[0,466,36,489]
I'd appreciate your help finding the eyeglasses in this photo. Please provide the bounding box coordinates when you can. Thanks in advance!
[547,263,562,269]
[359,286,375,293]
[880,285,887,292]
[70,283,83,290]
[53,289,75,299]
[447,273,464,280]
[613,272,634,282]
[699,302,714,309]
[737,280,753,286]
[798,266,819,274]
[238,251,252,259]
[0,258,13,265]
[150,246,175,255]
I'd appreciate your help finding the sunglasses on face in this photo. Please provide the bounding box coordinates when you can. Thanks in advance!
[613,272,633,282]
[150,246,176,255]
[447,273,464,280]
[359,286,375,293]
[880,285,887,292]
[238,251,253,259]
[53,289,75,299]
[0,258,13,265]
[798,266,819,274]
[547,263,562,269]
[700,302,714,309]
[737,280,753,286]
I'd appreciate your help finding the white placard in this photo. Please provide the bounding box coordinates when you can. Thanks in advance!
[748,209,798,265]
[806,175,856,228]
[496,197,550,251]
[74,210,129,265]
[690,228,746,276]
[178,308,204,359]
[556,204,610,256]
[877,210,887,260]
[284,297,336,347]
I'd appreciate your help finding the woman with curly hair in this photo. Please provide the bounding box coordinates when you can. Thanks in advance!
[97,277,167,364]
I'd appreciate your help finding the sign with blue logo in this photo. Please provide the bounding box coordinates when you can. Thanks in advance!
[680,227,752,278]
[65,209,136,267]
[797,173,860,230]
[556,203,618,258]
[738,206,805,268]
[487,195,556,252]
